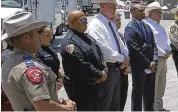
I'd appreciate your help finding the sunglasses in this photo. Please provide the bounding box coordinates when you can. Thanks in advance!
[80,18,87,23]
[153,10,162,15]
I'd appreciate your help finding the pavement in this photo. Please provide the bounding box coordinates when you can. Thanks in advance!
[56,14,178,111]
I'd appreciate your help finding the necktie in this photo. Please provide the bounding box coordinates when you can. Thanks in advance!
[139,21,147,38]
[108,21,121,53]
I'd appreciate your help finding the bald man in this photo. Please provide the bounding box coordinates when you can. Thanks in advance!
[124,4,158,111]
[60,10,108,111]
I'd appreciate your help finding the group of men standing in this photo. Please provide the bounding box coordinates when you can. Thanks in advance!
[61,0,177,111]
[61,0,174,111]
[1,0,178,111]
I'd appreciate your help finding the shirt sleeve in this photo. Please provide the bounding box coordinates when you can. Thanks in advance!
[21,68,51,102]
[152,28,166,56]
[166,37,172,52]
[87,23,124,63]
[157,45,166,56]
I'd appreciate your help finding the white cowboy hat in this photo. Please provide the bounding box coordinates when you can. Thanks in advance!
[145,1,162,16]
[1,12,48,41]
[170,6,178,14]
[92,0,117,5]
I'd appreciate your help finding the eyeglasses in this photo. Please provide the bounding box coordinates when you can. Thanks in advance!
[156,11,162,15]
[80,17,87,23]
[153,10,162,15]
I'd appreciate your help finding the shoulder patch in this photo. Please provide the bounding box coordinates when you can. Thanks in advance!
[26,66,43,84]
[65,44,75,54]
[170,26,177,34]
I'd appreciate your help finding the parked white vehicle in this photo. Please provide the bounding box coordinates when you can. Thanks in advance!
[1,0,64,35]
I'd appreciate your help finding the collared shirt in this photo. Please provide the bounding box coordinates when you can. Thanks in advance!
[145,18,171,56]
[132,18,141,24]
[1,48,58,111]
[87,13,128,63]
[60,29,107,84]
[38,46,61,77]
[133,18,148,37]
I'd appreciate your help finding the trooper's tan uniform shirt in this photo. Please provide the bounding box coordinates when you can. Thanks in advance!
[1,48,58,111]
[169,20,178,50]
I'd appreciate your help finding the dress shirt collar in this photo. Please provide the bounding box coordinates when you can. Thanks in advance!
[98,13,110,23]
[132,18,142,24]
[147,18,159,25]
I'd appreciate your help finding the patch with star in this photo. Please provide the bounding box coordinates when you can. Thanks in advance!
[170,26,177,34]
[26,66,43,84]
[65,44,75,54]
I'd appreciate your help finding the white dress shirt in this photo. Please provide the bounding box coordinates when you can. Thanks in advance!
[145,18,171,56]
[87,13,128,63]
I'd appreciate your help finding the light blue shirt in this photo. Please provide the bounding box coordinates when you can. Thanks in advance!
[145,18,171,56]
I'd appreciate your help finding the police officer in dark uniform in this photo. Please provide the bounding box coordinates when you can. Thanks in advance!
[60,10,108,111]
[37,26,63,86]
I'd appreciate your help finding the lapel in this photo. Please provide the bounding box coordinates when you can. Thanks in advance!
[132,19,149,43]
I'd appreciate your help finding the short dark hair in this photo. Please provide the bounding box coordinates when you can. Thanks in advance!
[38,25,48,34]
[130,4,144,12]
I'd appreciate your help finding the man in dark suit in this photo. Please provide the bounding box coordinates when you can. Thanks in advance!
[124,4,158,111]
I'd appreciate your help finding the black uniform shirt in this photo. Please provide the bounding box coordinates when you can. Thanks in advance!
[38,46,60,77]
[60,29,107,84]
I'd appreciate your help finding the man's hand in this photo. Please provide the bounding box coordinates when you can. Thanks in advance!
[96,71,107,83]
[61,99,76,111]
[150,61,156,70]
[123,66,131,75]
[150,68,156,73]
[162,51,171,59]
[62,99,76,105]
[120,56,129,69]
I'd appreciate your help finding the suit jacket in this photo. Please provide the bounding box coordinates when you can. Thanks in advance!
[124,19,158,71]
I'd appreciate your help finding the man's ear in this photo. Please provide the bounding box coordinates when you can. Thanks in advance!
[21,34,31,43]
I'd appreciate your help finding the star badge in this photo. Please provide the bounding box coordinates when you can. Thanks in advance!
[26,66,43,84]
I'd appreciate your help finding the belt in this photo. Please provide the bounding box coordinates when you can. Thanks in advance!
[107,62,121,68]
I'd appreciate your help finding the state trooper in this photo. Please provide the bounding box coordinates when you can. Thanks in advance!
[1,12,76,111]
[169,6,178,76]
[60,10,108,111]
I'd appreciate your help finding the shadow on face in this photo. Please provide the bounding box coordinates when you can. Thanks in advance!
[11,29,41,54]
